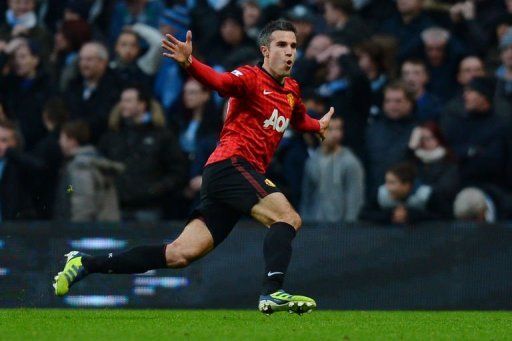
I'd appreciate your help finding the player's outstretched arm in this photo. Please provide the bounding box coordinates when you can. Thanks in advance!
[318,107,335,140]
[161,30,245,97]
[162,30,193,67]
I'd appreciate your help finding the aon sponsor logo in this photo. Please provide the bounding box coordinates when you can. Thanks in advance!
[263,109,289,133]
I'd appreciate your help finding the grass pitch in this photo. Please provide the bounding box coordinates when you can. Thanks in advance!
[1,309,511,340]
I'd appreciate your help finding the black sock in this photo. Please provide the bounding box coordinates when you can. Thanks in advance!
[261,222,296,295]
[82,245,168,274]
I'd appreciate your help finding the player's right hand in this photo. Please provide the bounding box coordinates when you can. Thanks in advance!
[162,30,193,67]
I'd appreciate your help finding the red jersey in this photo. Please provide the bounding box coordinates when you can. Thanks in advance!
[187,57,320,173]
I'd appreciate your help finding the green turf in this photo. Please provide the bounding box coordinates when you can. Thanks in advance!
[1,309,511,340]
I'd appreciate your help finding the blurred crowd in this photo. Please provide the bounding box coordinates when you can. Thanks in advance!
[1,0,512,225]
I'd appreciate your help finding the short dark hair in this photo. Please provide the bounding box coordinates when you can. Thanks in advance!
[43,98,68,128]
[387,162,417,184]
[0,119,17,132]
[258,20,296,47]
[0,119,22,148]
[122,83,152,110]
[62,121,90,146]
[326,0,354,15]
[402,58,428,73]
[384,80,416,105]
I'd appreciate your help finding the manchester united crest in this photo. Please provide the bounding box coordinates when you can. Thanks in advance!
[287,93,295,109]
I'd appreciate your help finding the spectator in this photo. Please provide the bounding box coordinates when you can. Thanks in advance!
[179,79,221,164]
[153,5,191,112]
[408,122,459,200]
[50,18,92,91]
[453,187,495,223]
[419,27,468,103]
[401,58,441,122]
[316,44,371,158]
[99,85,187,221]
[0,119,33,220]
[442,56,486,128]
[360,162,446,224]
[293,33,333,89]
[365,81,416,198]
[0,40,54,150]
[380,0,434,61]
[242,0,263,42]
[443,76,508,188]
[495,29,512,116]
[32,98,67,218]
[0,0,52,58]
[323,0,371,47]
[449,0,489,56]
[286,4,316,56]
[354,37,395,118]
[64,41,122,143]
[109,23,162,86]
[301,116,365,223]
[108,0,164,45]
[5,98,67,219]
[206,10,258,70]
[55,121,123,222]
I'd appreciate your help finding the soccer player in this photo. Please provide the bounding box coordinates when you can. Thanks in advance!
[53,20,334,315]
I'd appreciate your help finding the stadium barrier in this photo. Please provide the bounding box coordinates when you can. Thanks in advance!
[1,221,512,309]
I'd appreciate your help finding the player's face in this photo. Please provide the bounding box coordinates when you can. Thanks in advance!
[264,30,297,78]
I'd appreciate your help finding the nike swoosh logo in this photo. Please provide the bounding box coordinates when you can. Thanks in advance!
[263,90,272,95]
[267,271,284,277]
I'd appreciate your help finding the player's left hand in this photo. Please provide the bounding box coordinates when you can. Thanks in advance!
[318,106,335,141]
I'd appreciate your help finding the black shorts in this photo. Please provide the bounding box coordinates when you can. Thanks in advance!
[189,156,281,246]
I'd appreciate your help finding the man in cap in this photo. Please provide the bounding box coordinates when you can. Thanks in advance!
[443,76,508,188]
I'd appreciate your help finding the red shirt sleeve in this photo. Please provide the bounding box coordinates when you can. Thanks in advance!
[291,97,321,132]
[186,56,252,98]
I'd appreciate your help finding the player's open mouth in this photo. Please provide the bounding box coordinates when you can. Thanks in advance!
[286,60,293,66]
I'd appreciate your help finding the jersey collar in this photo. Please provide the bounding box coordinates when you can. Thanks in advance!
[257,62,287,87]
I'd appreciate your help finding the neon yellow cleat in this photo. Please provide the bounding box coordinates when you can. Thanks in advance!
[258,290,316,315]
[53,251,89,296]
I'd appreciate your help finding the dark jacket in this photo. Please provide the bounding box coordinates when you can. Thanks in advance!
[318,55,371,158]
[380,12,434,61]
[99,105,187,209]
[64,70,122,143]
[328,16,372,47]
[0,160,34,221]
[365,115,416,197]
[4,131,62,219]
[0,71,54,150]
[443,109,507,187]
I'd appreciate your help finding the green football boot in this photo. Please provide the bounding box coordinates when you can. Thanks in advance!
[53,251,89,296]
[258,289,316,315]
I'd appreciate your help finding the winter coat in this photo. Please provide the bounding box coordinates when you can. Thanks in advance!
[365,115,415,197]
[0,160,34,221]
[54,146,124,222]
[64,70,122,143]
[0,71,54,150]
[99,104,187,209]
[443,110,508,187]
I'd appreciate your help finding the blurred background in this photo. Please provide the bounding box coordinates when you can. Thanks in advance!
[1,0,512,309]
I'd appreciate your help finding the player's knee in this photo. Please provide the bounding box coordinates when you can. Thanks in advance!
[165,242,191,268]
